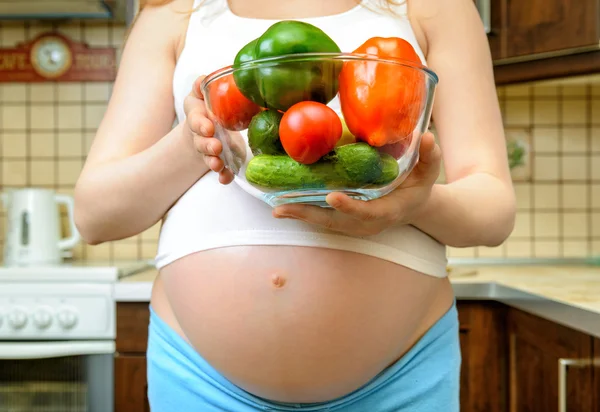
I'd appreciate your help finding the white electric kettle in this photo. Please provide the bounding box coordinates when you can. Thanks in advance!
[2,188,80,266]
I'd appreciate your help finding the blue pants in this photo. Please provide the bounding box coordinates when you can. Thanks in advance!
[147,302,461,411]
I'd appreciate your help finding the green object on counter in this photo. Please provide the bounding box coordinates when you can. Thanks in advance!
[247,109,285,155]
[233,20,342,111]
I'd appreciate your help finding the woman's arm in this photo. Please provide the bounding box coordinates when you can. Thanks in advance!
[74,0,208,244]
[408,0,516,247]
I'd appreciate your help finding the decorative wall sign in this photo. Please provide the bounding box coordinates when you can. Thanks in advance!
[0,32,116,82]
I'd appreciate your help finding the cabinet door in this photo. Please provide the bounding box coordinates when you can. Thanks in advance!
[502,0,600,62]
[457,301,508,412]
[115,355,149,412]
[508,308,594,412]
[474,0,504,61]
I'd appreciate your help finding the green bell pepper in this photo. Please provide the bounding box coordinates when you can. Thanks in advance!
[232,21,342,111]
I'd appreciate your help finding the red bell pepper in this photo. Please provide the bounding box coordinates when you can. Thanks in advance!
[338,37,426,147]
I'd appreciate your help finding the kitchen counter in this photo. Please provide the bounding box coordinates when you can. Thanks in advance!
[114,265,600,338]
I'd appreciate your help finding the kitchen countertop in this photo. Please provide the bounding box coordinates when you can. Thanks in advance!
[114,265,600,338]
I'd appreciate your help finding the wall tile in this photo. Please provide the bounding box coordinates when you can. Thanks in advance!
[505,100,530,126]
[30,132,55,157]
[534,212,560,238]
[84,104,106,129]
[58,132,83,157]
[562,212,588,238]
[592,127,600,152]
[30,105,55,130]
[532,127,559,152]
[533,185,559,210]
[533,156,559,181]
[58,160,82,186]
[505,84,531,98]
[561,127,587,153]
[562,184,588,210]
[30,84,56,103]
[58,105,83,129]
[505,240,533,257]
[562,241,588,257]
[592,100,600,124]
[58,84,83,102]
[561,156,587,181]
[592,184,600,209]
[533,84,558,97]
[534,241,560,257]
[2,160,27,186]
[514,183,531,210]
[1,133,27,157]
[2,84,27,102]
[561,100,588,124]
[562,85,588,97]
[30,160,55,186]
[2,106,27,130]
[534,100,559,125]
[512,212,531,237]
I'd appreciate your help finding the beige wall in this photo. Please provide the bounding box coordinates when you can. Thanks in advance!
[0,21,599,263]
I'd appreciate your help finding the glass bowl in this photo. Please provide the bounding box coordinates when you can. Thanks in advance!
[200,52,438,207]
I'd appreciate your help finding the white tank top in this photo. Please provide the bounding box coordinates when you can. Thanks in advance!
[155,0,448,277]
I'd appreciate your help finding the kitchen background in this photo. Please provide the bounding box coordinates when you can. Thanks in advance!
[0,20,599,263]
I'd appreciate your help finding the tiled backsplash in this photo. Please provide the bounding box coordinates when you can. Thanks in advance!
[0,21,599,263]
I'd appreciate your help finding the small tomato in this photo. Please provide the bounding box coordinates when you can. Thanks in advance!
[208,75,261,131]
[279,102,342,164]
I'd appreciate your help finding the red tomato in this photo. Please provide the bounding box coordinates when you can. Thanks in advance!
[279,102,342,164]
[208,75,261,131]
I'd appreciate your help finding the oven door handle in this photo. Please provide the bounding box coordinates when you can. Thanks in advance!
[0,341,115,359]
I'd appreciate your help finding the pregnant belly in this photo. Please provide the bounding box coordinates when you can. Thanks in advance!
[153,245,454,403]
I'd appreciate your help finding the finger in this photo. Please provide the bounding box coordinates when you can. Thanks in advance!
[191,75,207,100]
[195,134,222,156]
[273,204,337,229]
[417,132,441,167]
[206,155,225,173]
[325,192,394,223]
[218,169,235,185]
[183,94,204,116]
[189,109,214,137]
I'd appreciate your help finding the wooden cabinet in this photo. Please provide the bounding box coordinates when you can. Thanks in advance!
[115,303,150,412]
[472,0,600,84]
[457,301,508,412]
[115,355,149,412]
[507,308,596,412]
[594,338,600,411]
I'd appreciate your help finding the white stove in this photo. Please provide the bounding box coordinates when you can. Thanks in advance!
[0,260,153,412]
[0,260,151,340]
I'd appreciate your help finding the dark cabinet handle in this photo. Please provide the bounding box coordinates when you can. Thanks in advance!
[475,0,491,34]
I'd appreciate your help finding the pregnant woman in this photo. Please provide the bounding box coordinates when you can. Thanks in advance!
[74,0,515,410]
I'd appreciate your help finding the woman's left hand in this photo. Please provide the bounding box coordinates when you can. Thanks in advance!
[272,132,442,236]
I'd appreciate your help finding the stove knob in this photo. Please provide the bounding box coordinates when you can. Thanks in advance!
[7,307,28,329]
[57,306,78,329]
[33,306,54,329]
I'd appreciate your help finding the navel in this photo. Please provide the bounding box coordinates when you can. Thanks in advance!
[271,272,287,288]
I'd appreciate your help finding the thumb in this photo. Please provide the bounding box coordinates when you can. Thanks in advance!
[411,132,441,183]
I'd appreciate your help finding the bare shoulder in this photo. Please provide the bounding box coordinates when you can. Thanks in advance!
[134,0,195,60]
[407,0,484,60]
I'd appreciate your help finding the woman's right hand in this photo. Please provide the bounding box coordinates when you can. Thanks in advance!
[184,75,235,184]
